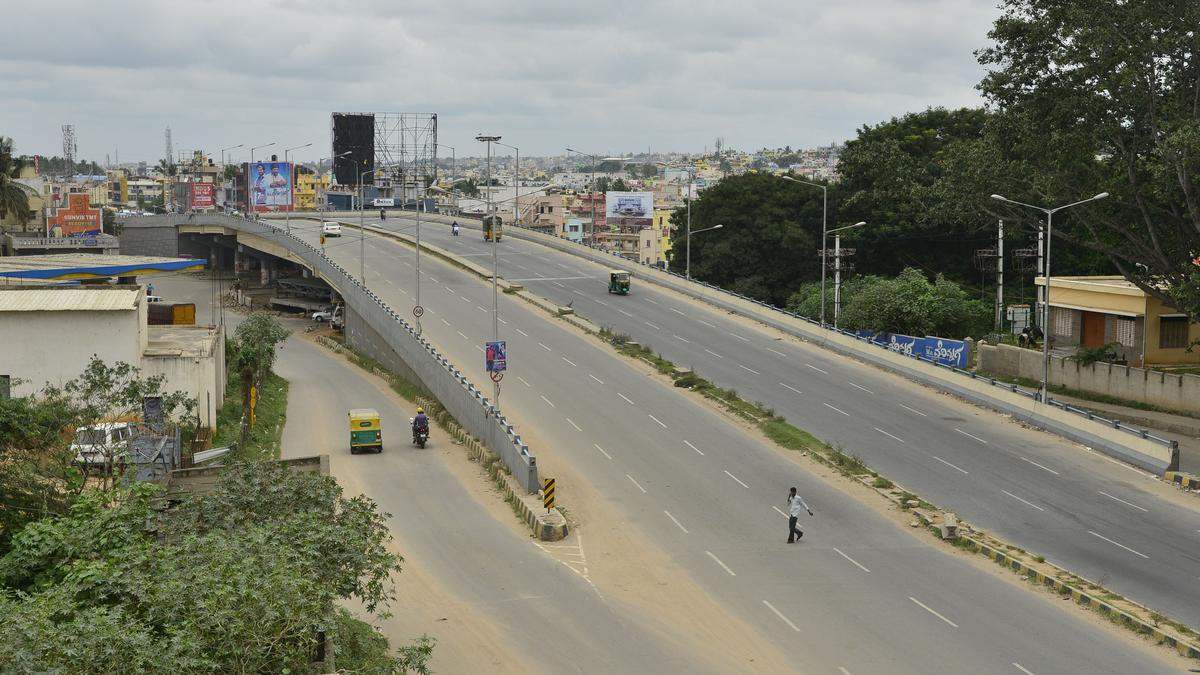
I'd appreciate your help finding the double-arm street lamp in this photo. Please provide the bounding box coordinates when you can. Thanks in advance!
[494,141,520,227]
[826,221,866,329]
[316,151,352,210]
[248,142,276,215]
[359,167,380,285]
[220,144,243,168]
[656,162,702,279]
[781,175,834,327]
[990,191,1109,403]
[283,143,312,232]
[435,143,455,190]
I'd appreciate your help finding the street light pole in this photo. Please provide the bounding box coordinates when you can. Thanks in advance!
[495,142,520,227]
[991,192,1109,403]
[220,144,243,211]
[435,143,455,189]
[248,142,276,217]
[316,151,351,211]
[360,167,376,286]
[477,134,502,408]
[782,175,829,326]
[283,143,312,232]
[824,221,866,329]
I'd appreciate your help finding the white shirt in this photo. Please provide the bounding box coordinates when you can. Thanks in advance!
[788,494,810,517]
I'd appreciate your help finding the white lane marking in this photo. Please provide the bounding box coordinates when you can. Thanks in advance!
[644,320,661,329]
[1082,446,1155,478]
[779,382,803,395]
[670,307,687,316]
[874,427,906,443]
[772,506,788,518]
[440,318,451,327]
[899,403,928,417]
[644,298,658,304]
[706,551,737,577]
[729,332,750,342]
[572,289,585,296]
[838,669,854,675]
[1088,530,1150,559]
[673,334,691,343]
[456,330,469,340]
[762,600,801,632]
[589,374,605,384]
[704,348,724,359]
[516,328,530,337]
[684,440,705,456]
[594,299,609,306]
[618,393,635,405]
[626,474,647,493]
[398,288,409,295]
[724,470,750,489]
[832,547,871,573]
[1098,490,1149,512]
[698,319,717,328]
[618,309,633,317]
[540,395,556,408]
[1012,663,1035,675]
[566,418,582,432]
[954,428,988,444]
[498,317,508,324]
[767,347,788,357]
[1019,456,1060,475]
[475,345,484,353]
[428,276,439,284]
[385,279,394,285]
[824,403,850,416]
[1002,489,1045,511]
[594,443,612,460]
[562,357,577,367]
[552,281,566,288]
[806,363,829,374]
[931,455,969,474]
[908,596,959,628]
[737,363,761,375]
[477,305,489,313]
[538,342,552,352]
[517,376,531,387]
[460,295,471,303]
[848,381,874,394]
[648,414,668,429]
[664,510,689,534]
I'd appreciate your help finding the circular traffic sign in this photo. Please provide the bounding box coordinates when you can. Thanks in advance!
[413,305,425,318]
[489,370,504,383]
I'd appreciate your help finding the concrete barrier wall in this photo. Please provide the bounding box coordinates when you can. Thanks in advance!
[979,342,1200,416]
[121,215,540,492]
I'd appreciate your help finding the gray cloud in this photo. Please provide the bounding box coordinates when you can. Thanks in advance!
[0,0,1000,163]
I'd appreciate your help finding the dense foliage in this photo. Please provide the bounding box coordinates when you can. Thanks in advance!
[0,462,431,674]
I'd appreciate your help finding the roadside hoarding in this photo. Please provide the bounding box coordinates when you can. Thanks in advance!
[246,161,293,212]
[485,341,507,373]
[189,182,215,209]
[47,193,102,237]
[605,191,653,229]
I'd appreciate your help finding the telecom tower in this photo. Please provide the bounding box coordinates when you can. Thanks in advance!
[164,127,173,164]
[62,124,76,176]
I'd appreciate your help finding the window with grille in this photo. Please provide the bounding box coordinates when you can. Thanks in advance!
[1160,316,1190,349]
[1053,307,1074,336]
[1116,317,1137,347]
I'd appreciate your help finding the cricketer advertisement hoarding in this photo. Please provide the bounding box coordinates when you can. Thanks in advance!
[189,182,215,209]
[605,191,653,228]
[247,161,293,212]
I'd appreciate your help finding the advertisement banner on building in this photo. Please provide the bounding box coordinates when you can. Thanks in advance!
[47,193,102,237]
[247,161,293,212]
[189,182,215,209]
[605,191,653,228]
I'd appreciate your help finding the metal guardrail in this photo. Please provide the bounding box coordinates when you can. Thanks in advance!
[501,222,1180,456]
[131,214,540,492]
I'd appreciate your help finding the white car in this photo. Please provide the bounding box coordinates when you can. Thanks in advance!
[312,305,343,323]
[322,221,343,237]
[71,422,133,466]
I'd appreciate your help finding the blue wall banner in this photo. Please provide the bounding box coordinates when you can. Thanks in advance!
[884,333,924,356]
[923,336,968,367]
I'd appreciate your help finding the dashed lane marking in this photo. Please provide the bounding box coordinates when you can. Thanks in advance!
[1019,456,1059,475]
[767,347,788,357]
[562,357,577,367]
[824,403,850,416]
[670,307,686,316]
[738,363,761,375]
[626,474,647,493]
[698,319,717,328]
[1012,663,1035,675]
[664,510,689,534]
[762,600,801,632]
[516,328,530,337]
[456,331,469,340]
[874,427,905,443]
[848,381,874,394]
[589,374,605,384]
[594,444,613,460]
[1098,490,1149,512]
[779,382,803,395]
[909,596,959,628]
[684,440,704,456]
[899,403,928,417]
[706,551,736,577]
[540,395,556,408]
[538,342,552,352]
[673,334,691,343]
[931,455,969,474]
[705,348,724,359]
[517,376,531,387]
[729,332,750,342]
[618,393,635,405]
[1002,489,1045,511]
[832,547,871,573]
[566,418,582,432]
[806,363,829,374]
[954,428,988,444]
[645,321,661,330]
[1088,530,1150,559]
[648,414,668,429]
[724,470,750,489]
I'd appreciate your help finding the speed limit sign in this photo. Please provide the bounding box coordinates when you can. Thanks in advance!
[413,305,425,318]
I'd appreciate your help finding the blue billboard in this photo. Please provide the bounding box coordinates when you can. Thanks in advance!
[247,161,293,212]
[922,336,968,368]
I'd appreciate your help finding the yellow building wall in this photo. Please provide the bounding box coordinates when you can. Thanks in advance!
[1143,296,1200,365]
[294,173,330,211]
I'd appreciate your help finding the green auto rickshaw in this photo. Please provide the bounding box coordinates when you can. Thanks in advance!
[348,408,382,454]
[608,270,631,295]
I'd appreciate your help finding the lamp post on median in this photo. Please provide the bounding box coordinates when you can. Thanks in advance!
[359,167,377,286]
[656,162,700,278]
[283,143,312,232]
[495,141,520,227]
[477,134,503,409]
[248,142,276,216]
[825,221,866,329]
[990,191,1109,403]
[781,175,831,327]
[219,144,242,211]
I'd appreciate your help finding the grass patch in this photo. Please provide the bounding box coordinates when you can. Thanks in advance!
[212,369,289,461]
[872,476,895,489]
[976,370,1199,420]
[502,286,521,294]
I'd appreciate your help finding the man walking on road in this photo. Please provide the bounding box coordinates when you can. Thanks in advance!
[787,487,813,543]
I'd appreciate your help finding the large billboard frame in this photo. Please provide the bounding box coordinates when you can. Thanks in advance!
[246,161,293,212]
[605,191,654,230]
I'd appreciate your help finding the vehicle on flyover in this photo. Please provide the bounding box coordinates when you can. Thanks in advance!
[348,408,382,454]
[608,269,631,295]
[482,214,503,242]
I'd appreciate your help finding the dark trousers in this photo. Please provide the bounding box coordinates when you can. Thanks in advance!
[788,516,803,542]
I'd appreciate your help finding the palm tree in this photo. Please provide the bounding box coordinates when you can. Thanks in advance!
[157,159,177,211]
[0,136,30,228]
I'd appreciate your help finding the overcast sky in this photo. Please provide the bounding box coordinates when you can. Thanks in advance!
[0,0,1001,165]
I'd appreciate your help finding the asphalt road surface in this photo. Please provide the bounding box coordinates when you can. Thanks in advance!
[354,214,1200,630]
[270,218,1185,674]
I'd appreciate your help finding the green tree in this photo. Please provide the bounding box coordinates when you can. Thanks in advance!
[0,136,31,228]
[230,313,289,443]
[595,159,623,174]
[973,0,1200,319]
[833,268,992,338]
[668,172,824,305]
[454,177,479,197]
[611,178,629,192]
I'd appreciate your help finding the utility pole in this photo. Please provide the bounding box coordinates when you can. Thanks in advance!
[996,220,1004,334]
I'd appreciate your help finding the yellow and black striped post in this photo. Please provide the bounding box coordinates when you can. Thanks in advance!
[543,478,555,512]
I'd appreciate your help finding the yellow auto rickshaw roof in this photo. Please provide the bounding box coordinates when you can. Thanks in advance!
[348,408,380,421]
[610,270,630,276]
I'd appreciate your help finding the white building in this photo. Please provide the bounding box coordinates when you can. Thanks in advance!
[0,286,225,426]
